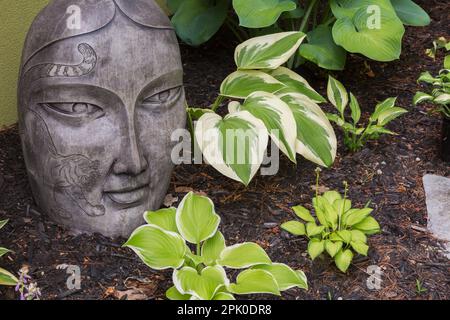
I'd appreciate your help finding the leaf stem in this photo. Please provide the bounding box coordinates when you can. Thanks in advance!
[211,95,225,112]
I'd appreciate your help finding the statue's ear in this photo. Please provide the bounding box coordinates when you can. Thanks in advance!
[21,0,116,67]
[114,0,173,30]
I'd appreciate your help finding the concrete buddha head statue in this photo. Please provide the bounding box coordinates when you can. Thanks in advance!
[18,0,186,237]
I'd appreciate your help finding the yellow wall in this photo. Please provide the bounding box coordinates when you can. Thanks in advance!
[0,0,50,128]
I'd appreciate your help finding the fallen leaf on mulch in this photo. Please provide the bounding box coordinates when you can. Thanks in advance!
[163,194,178,207]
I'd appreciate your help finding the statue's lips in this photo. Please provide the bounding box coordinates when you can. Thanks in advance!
[104,184,150,205]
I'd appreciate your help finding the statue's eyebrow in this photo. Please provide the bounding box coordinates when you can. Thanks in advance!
[21,43,97,84]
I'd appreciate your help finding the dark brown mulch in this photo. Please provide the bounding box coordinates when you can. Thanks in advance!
[1,0,449,300]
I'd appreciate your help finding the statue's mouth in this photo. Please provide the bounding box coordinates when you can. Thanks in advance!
[104,184,150,206]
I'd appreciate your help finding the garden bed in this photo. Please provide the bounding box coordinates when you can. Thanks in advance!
[0,0,449,300]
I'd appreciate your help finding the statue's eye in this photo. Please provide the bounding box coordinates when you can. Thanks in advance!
[41,103,103,117]
[142,86,182,105]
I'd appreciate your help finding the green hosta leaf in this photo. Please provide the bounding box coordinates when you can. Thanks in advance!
[233,0,297,28]
[372,98,401,121]
[308,238,325,260]
[330,0,405,61]
[124,225,186,270]
[312,196,331,227]
[269,67,326,103]
[253,263,308,290]
[0,247,10,258]
[334,249,353,272]
[0,219,8,230]
[445,55,450,69]
[320,197,339,229]
[187,107,215,121]
[434,93,450,105]
[343,208,373,226]
[365,126,396,136]
[232,92,297,162]
[219,242,271,268]
[176,192,221,244]
[336,230,352,244]
[353,216,381,235]
[173,265,229,300]
[350,229,367,243]
[327,76,348,115]
[322,191,342,206]
[377,107,408,126]
[166,286,192,300]
[228,269,280,295]
[299,25,347,71]
[167,0,183,13]
[235,31,306,69]
[333,199,352,215]
[351,241,369,256]
[281,221,306,236]
[413,92,434,105]
[417,71,437,84]
[306,222,325,237]
[327,113,346,127]
[391,0,430,26]
[171,0,229,46]
[349,93,361,124]
[220,70,286,99]
[213,292,236,300]
[202,231,226,266]
[292,205,315,222]
[325,240,343,258]
[144,207,178,233]
[195,111,269,186]
[0,267,18,286]
[278,92,337,167]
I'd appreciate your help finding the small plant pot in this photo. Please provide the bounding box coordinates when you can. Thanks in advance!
[442,116,450,163]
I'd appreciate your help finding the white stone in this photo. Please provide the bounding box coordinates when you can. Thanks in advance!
[423,174,450,259]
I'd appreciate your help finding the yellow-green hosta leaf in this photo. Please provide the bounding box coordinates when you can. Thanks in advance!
[166,286,192,300]
[269,67,326,103]
[350,229,367,243]
[195,111,269,186]
[306,222,325,237]
[0,267,18,286]
[278,92,337,167]
[124,225,186,270]
[228,269,280,295]
[144,207,178,233]
[325,240,343,258]
[334,249,353,272]
[235,32,306,69]
[0,247,10,258]
[377,107,408,126]
[292,205,315,222]
[445,55,450,69]
[252,263,308,290]
[173,265,229,300]
[336,230,352,244]
[333,199,352,215]
[370,97,397,121]
[219,242,271,269]
[343,208,373,226]
[391,0,430,26]
[350,240,369,256]
[213,292,236,300]
[353,216,381,235]
[233,0,297,28]
[281,221,306,236]
[202,231,226,266]
[0,219,8,230]
[330,0,405,62]
[220,70,286,99]
[322,191,342,205]
[232,92,297,162]
[176,192,220,244]
[327,76,348,114]
[308,238,325,260]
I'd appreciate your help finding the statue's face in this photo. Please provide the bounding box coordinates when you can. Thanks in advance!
[18,12,186,237]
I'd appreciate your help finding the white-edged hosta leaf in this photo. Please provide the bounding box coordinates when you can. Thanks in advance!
[176,192,220,244]
[235,31,306,70]
[353,216,381,235]
[173,265,229,300]
[166,286,192,300]
[435,93,450,105]
[308,238,325,260]
[187,107,215,121]
[0,247,11,258]
[233,0,297,28]
[195,111,269,186]
[213,292,236,300]
[334,249,353,272]
[278,92,337,167]
[123,225,186,270]
[349,93,361,124]
[370,97,397,121]
[325,240,343,258]
[292,205,315,222]
[201,231,226,266]
[330,0,405,62]
[144,207,178,233]
[0,267,18,286]
[327,76,348,114]
[233,91,297,162]
[269,67,326,103]
[252,263,308,290]
[0,219,8,230]
[220,70,286,99]
[228,269,280,295]
[281,221,306,236]
[219,242,271,268]
[413,92,434,105]
[391,0,430,26]
[377,107,408,126]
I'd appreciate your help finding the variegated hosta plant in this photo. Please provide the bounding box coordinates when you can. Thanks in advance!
[326,76,408,152]
[0,219,18,286]
[191,32,337,185]
[281,174,381,273]
[124,192,308,300]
